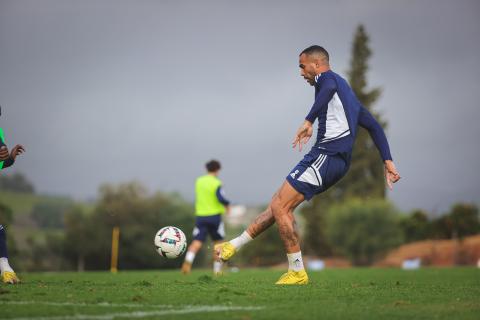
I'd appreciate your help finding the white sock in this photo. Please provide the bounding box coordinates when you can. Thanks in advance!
[0,257,14,273]
[287,252,304,272]
[213,261,222,274]
[229,231,253,250]
[184,251,196,264]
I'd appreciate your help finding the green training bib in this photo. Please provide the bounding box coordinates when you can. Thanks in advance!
[195,174,225,216]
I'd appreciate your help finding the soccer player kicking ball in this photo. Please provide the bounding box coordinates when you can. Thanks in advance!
[215,46,400,285]
[0,106,25,284]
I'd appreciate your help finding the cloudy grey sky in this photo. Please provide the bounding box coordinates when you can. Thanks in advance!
[1,0,479,213]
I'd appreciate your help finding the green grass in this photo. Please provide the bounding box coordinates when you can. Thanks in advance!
[0,268,479,319]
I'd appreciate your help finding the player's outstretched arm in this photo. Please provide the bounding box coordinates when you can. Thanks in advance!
[384,160,401,190]
[358,106,393,160]
[358,106,401,190]
[292,120,313,152]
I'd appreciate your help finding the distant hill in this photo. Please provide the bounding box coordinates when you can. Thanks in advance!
[0,190,94,231]
[377,234,480,267]
[0,191,72,219]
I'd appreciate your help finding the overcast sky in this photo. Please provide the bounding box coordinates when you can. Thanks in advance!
[0,0,479,213]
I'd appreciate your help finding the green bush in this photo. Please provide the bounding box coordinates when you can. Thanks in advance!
[326,198,403,266]
[30,200,73,229]
[399,209,431,243]
[430,203,479,240]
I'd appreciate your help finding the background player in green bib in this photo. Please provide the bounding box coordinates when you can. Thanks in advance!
[0,106,25,284]
[181,160,230,275]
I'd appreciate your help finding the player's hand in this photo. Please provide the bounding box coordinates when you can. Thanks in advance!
[225,205,231,215]
[384,160,400,190]
[292,120,313,152]
[10,144,25,161]
[0,146,9,161]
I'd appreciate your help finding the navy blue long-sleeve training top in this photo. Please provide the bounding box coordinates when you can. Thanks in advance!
[305,70,392,161]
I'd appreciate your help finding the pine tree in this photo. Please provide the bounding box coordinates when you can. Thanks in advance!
[302,25,387,256]
[343,24,385,199]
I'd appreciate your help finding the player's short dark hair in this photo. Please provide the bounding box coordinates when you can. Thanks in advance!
[206,160,221,172]
[300,45,329,62]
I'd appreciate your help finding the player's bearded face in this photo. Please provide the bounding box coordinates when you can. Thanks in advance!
[299,54,316,86]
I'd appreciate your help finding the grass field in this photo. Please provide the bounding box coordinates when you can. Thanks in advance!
[0,268,479,319]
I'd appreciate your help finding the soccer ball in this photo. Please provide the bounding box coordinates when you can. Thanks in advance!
[154,226,187,259]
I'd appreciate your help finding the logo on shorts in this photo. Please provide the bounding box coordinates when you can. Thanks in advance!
[290,170,300,179]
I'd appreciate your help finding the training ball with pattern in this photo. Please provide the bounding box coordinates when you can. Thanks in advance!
[154,226,187,259]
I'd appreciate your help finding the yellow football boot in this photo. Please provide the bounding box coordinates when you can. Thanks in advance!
[1,271,20,284]
[214,242,236,262]
[275,270,309,285]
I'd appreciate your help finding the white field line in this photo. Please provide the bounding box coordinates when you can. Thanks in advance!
[0,301,171,308]
[5,305,263,320]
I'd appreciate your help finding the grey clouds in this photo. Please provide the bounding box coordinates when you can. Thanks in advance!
[0,0,479,213]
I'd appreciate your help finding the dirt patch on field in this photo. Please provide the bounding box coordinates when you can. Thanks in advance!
[376,234,480,267]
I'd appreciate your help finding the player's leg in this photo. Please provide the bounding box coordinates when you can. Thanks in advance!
[270,181,308,285]
[207,215,225,275]
[273,152,349,284]
[215,202,276,262]
[215,182,303,261]
[270,149,327,284]
[0,225,19,284]
[224,148,322,252]
[218,181,307,284]
[212,240,223,275]
[181,240,203,274]
[271,181,304,253]
[181,218,207,274]
[246,205,275,238]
